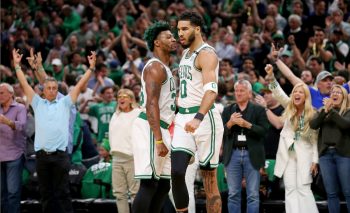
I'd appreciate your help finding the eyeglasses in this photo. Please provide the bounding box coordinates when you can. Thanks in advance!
[117,94,130,99]
[331,91,342,95]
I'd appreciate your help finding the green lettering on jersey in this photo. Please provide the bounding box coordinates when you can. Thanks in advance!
[178,65,192,81]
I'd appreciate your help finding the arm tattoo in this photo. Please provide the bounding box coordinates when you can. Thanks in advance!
[147,81,161,134]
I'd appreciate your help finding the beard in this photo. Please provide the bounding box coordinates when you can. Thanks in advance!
[181,31,195,48]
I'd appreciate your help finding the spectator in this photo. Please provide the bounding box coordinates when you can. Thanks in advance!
[300,70,315,87]
[271,44,333,109]
[222,80,269,212]
[109,88,140,213]
[0,83,27,213]
[61,5,81,37]
[265,64,319,213]
[255,88,284,199]
[64,51,88,77]
[310,84,350,213]
[87,63,115,93]
[45,34,67,63]
[84,86,116,143]
[12,48,96,213]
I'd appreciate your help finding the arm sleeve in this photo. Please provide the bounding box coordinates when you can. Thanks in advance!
[309,109,327,129]
[269,79,291,108]
[14,104,27,132]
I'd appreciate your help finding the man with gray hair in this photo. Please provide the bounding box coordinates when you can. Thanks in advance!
[221,80,269,212]
[0,83,27,213]
[12,48,96,213]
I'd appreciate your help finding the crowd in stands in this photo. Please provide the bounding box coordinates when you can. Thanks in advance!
[1,0,350,212]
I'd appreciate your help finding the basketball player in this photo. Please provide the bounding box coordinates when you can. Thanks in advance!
[171,11,224,213]
[131,22,177,213]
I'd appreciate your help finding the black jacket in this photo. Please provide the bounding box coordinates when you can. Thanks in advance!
[221,102,269,170]
[310,108,350,157]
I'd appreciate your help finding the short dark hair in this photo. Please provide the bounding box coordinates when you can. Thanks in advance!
[100,86,114,94]
[96,63,107,72]
[309,56,322,64]
[143,21,171,51]
[221,58,233,67]
[178,11,204,29]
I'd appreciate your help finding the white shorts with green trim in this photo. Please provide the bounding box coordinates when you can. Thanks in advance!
[132,117,171,180]
[171,107,224,168]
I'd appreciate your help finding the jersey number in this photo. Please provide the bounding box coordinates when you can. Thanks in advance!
[180,80,187,98]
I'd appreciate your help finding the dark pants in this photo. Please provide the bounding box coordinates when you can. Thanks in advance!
[36,150,73,213]
[1,154,24,213]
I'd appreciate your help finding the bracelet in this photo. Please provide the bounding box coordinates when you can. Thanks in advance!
[15,65,21,72]
[155,140,163,144]
[38,67,45,72]
[194,112,205,121]
[265,107,269,112]
[89,67,96,72]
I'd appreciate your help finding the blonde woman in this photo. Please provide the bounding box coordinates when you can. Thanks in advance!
[109,89,140,213]
[265,64,319,213]
[310,85,350,213]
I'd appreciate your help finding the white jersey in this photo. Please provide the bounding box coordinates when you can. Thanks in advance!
[178,43,219,108]
[139,58,176,125]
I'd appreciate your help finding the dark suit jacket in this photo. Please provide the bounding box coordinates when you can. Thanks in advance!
[221,102,269,170]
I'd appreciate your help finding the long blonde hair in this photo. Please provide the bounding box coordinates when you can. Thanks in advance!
[330,84,350,115]
[283,83,315,134]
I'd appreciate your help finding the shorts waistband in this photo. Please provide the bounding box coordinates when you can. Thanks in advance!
[178,105,215,114]
[138,112,170,129]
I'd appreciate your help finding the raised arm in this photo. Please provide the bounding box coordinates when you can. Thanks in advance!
[26,48,48,85]
[70,51,96,103]
[265,64,291,108]
[270,43,303,86]
[12,49,35,104]
[255,95,284,129]
[144,62,168,157]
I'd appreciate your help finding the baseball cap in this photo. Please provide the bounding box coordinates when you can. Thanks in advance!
[315,71,334,84]
[281,49,293,57]
[52,58,62,66]
[109,59,120,69]
[260,87,272,94]
[272,34,284,40]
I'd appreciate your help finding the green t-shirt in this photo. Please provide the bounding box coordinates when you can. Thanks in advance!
[88,101,117,142]
[62,11,81,36]
[81,162,113,198]
[108,69,124,86]
[71,112,83,164]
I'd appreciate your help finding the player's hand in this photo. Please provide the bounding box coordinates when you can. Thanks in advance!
[184,119,201,133]
[156,143,168,157]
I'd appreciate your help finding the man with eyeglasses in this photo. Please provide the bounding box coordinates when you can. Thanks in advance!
[12,49,96,213]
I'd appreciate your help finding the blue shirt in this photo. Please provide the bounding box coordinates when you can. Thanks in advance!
[57,93,77,154]
[31,94,73,152]
[309,87,329,110]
